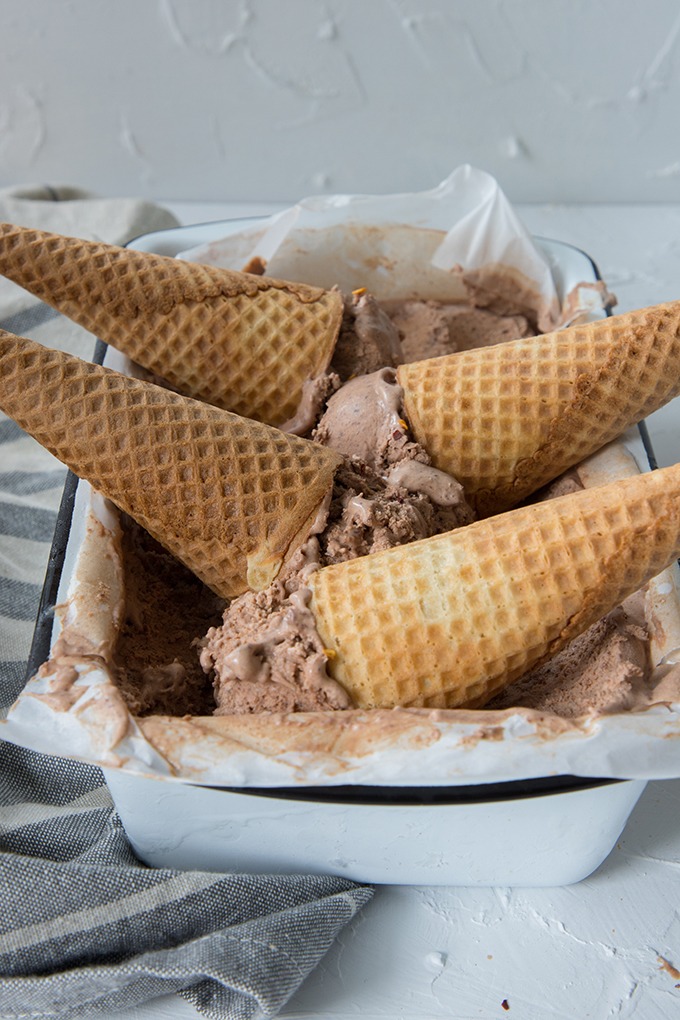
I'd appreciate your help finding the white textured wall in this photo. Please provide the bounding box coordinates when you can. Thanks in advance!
[1,0,680,203]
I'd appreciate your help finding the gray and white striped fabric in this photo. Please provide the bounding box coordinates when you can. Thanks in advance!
[0,187,373,1019]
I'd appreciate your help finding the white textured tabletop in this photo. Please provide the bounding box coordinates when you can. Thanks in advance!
[105,201,680,1020]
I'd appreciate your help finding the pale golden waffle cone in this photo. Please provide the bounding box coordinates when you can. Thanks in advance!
[397,302,680,517]
[0,329,341,598]
[309,463,680,710]
[0,222,343,426]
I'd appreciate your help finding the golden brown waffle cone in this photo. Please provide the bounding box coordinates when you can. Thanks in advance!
[0,222,343,426]
[0,329,341,598]
[309,462,680,710]
[397,302,680,517]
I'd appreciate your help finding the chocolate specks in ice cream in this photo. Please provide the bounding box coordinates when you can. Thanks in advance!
[111,272,663,723]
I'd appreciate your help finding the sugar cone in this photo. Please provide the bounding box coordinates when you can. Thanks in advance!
[0,329,341,598]
[309,463,680,710]
[397,302,680,516]
[0,222,343,426]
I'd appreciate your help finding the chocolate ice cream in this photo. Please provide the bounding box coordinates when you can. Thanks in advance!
[201,579,350,716]
[330,290,403,380]
[113,516,224,717]
[489,597,650,718]
[108,275,657,724]
[313,368,472,516]
[279,289,403,436]
[201,448,474,714]
[383,299,533,362]
[279,290,544,436]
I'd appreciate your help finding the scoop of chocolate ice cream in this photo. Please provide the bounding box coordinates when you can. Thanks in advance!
[330,290,403,380]
[201,580,351,715]
[314,367,474,519]
[203,448,474,715]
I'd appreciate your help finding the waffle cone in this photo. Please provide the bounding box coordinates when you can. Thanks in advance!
[0,223,343,426]
[0,330,341,598]
[309,463,680,710]
[398,302,680,516]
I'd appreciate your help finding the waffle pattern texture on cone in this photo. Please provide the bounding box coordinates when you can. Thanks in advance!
[398,301,680,517]
[0,329,340,598]
[309,463,680,710]
[0,222,343,426]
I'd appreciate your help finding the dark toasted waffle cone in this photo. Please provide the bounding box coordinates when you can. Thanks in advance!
[0,329,341,598]
[0,222,343,426]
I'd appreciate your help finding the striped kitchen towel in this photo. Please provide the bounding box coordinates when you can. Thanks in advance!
[0,187,373,1019]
